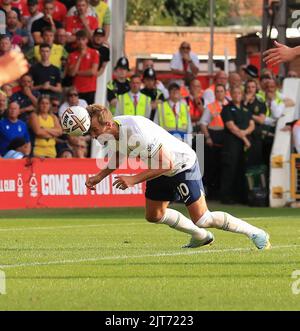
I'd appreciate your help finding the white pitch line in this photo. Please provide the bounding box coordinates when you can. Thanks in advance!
[0,244,299,270]
[0,223,143,232]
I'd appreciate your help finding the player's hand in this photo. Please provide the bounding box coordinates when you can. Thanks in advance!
[0,51,28,86]
[263,41,296,66]
[85,175,101,190]
[113,175,136,190]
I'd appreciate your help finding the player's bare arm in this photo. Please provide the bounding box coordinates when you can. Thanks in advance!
[113,146,174,190]
[263,41,300,66]
[86,151,122,190]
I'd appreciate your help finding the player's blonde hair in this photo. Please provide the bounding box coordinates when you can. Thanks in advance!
[86,104,113,125]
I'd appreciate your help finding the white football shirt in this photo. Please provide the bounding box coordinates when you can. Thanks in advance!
[112,116,196,177]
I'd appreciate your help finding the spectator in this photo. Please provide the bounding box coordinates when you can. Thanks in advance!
[50,95,60,116]
[107,56,131,112]
[58,147,73,158]
[0,0,21,19]
[0,90,8,120]
[140,68,165,121]
[70,136,88,158]
[1,83,13,99]
[261,78,285,167]
[89,28,110,77]
[238,64,248,84]
[0,101,31,156]
[3,136,31,159]
[228,72,242,91]
[6,9,29,51]
[0,34,21,56]
[89,0,111,42]
[30,43,62,97]
[58,86,88,117]
[66,30,99,104]
[185,78,204,133]
[203,70,230,106]
[155,82,192,145]
[65,0,98,44]
[31,0,63,45]
[11,73,39,122]
[141,59,169,100]
[28,95,62,158]
[10,0,29,17]
[170,41,200,86]
[55,27,69,49]
[27,26,68,69]
[220,86,254,204]
[243,79,266,167]
[26,0,43,47]
[287,70,298,78]
[115,74,152,118]
[200,84,228,199]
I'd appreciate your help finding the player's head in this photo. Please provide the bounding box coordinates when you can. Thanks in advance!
[86,104,118,139]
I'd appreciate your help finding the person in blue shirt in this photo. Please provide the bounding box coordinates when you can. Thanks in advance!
[0,101,31,156]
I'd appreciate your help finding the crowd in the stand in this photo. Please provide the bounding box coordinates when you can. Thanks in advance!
[0,0,300,204]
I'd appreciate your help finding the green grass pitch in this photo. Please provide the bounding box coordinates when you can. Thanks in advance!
[0,203,299,311]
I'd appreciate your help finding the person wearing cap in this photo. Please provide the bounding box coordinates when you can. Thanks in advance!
[89,28,110,77]
[140,68,165,121]
[107,56,131,113]
[155,82,193,146]
[3,137,31,159]
[115,74,152,119]
[242,64,259,80]
[89,0,111,42]
[66,30,99,104]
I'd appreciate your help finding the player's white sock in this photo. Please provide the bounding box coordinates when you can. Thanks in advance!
[158,208,208,240]
[196,210,262,238]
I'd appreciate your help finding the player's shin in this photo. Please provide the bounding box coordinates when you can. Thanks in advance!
[196,210,262,238]
[157,208,208,240]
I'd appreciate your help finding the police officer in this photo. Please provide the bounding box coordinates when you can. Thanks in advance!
[244,79,266,167]
[140,68,165,121]
[115,74,152,118]
[107,56,131,113]
[155,82,193,146]
[220,86,255,204]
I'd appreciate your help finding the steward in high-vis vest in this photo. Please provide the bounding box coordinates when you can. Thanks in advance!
[200,83,228,199]
[107,57,131,114]
[154,83,192,146]
[115,74,152,118]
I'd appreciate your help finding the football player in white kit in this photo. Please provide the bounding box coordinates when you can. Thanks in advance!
[85,104,271,250]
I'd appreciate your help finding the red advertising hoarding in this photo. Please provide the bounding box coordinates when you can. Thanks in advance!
[0,158,145,210]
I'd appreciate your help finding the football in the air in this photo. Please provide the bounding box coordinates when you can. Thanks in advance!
[60,106,91,136]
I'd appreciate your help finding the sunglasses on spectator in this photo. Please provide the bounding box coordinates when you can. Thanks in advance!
[52,103,59,107]
[68,93,78,97]
[181,46,190,50]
